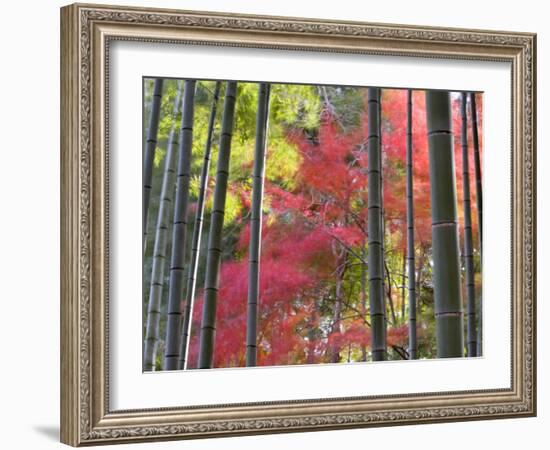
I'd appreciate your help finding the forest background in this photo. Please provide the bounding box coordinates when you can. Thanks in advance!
[143,79,483,370]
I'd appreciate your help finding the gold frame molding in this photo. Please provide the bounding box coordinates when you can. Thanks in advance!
[60,2,537,446]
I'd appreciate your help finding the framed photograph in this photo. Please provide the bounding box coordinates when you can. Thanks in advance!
[60,2,536,446]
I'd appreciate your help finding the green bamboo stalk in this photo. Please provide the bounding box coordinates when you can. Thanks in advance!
[469,92,483,250]
[246,83,271,367]
[367,87,387,361]
[425,90,464,358]
[406,90,417,359]
[470,92,483,357]
[379,93,391,343]
[179,82,222,370]
[461,92,477,357]
[477,299,483,357]
[197,81,238,369]
[163,80,196,370]
[143,78,164,251]
[143,81,183,371]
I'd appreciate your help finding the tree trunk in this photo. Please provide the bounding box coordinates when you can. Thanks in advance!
[163,80,196,370]
[406,89,417,360]
[329,253,347,363]
[306,300,319,364]
[246,83,271,367]
[470,92,483,357]
[416,246,425,299]
[143,78,164,251]
[179,82,222,370]
[197,81,238,369]
[384,260,398,326]
[461,93,477,357]
[143,82,183,371]
[425,90,464,358]
[367,87,387,361]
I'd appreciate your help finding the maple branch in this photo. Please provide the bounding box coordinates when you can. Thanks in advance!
[321,228,368,265]
[327,196,368,236]
[329,312,371,328]
[338,298,371,328]
[391,345,409,360]
[318,86,348,132]
[347,262,409,279]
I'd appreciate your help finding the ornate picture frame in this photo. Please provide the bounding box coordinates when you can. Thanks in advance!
[60,3,536,446]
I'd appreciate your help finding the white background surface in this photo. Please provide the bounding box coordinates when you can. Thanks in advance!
[0,0,545,449]
[110,42,511,409]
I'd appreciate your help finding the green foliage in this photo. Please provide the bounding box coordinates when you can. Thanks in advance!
[153,146,165,168]
[265,124,301,189]
[270,83,321,130]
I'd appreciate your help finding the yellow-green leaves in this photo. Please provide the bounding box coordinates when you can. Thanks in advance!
[153,146,165,168]
[270,83,321,130]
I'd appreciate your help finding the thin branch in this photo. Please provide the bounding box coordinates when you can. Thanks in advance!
[391,345,409,360]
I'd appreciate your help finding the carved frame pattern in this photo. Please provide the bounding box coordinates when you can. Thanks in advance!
[60,3,536,446]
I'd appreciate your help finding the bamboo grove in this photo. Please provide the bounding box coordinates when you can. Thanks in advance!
[143,79,483,371]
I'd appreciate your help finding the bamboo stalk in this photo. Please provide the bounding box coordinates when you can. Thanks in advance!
[406,89,417,359]
[477,299,483,357]
[179,82,222,370]
[143,78,164,251]
[379,93,389,348]
[367,87,387,361]
[470,92,483,357]
[425,90,464,358]
[246,83,271,367]
[143,81,183,371]
[197,81,238,369]
[461,92,477,357]
[469,92,483,250]
[163,80,196,370]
